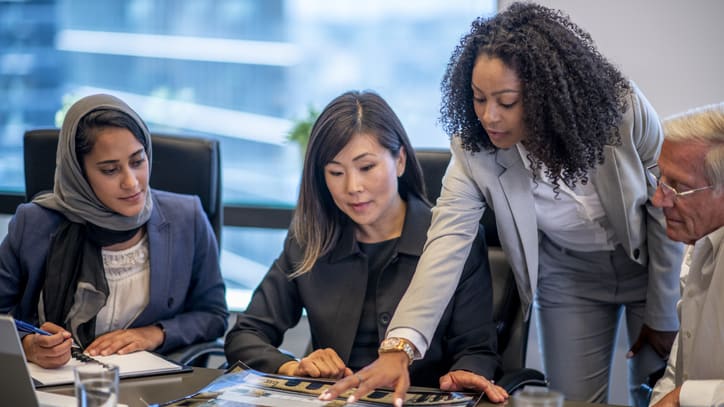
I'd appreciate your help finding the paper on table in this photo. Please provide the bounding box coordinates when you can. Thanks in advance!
[161,362,481,406]
[28,350,185,387]
[35,390,129,407]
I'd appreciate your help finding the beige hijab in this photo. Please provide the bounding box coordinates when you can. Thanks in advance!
[33,93,153,230]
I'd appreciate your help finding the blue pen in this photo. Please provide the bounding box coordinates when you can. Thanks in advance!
[14,319,84,356]
[14,319,52,336]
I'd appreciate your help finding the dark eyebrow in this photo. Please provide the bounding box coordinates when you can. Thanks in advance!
[471,82,520,96]
[328,152,375,165]
[94,148,145,166]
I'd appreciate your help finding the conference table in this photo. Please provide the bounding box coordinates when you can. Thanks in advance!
[46,367,621,407]
[46,367,223,406]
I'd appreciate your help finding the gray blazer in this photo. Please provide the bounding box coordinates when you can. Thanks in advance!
[389,83,684,348]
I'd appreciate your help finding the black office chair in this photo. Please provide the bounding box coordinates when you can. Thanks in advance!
[23,129,225,367]
[415,148,546,394]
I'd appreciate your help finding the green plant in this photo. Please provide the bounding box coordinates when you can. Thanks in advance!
[287,105,320,153]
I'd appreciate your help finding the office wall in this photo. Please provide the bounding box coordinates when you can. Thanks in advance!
[498,0,724,118]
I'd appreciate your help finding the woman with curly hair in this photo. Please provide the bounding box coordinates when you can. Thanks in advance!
[323,3,684,406]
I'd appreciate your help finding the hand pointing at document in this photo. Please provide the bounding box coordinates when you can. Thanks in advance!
[319,351,508,406]
[319,352,411,407]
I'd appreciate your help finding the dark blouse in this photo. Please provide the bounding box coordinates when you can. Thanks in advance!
[348,238,399,371]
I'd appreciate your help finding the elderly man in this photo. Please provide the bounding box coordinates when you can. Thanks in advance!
[649,102,724,407]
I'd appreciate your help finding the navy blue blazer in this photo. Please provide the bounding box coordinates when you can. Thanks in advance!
[225,196,499,387]
[0,189,228,354]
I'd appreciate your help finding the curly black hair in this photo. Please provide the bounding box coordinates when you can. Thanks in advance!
[440,2,630,187]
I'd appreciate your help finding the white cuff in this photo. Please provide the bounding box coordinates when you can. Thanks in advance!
[680,380,724,407]
[386,327,427,359]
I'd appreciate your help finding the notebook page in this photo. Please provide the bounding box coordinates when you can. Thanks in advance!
[28,350,182,386]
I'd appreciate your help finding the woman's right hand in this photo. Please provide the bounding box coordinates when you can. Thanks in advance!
[278,348,352,379]
[320,352,411,407]
[21,321,73,368]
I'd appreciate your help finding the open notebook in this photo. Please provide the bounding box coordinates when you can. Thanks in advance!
[0,314,190,387]
[29,347,190,387]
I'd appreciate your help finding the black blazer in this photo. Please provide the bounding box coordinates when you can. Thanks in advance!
[224,196,499,387]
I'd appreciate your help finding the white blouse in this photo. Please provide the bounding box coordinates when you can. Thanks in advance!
[95,235,150,336]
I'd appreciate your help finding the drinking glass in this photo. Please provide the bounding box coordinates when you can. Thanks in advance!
[73,363,119,407]
[510,387,564,407]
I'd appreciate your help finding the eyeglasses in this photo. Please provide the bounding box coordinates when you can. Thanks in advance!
[646,164,714,198]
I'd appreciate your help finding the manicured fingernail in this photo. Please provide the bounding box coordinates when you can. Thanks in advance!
[394,398,403,407]
[347,395,357,403]
[318,390,330,400]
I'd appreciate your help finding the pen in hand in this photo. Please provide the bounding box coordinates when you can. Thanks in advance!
[14,319,52,336]
[15,320,104,366]
[15,318,80,349]
[15,318,78,369]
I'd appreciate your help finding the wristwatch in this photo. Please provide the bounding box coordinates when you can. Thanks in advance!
[378,337,415,365]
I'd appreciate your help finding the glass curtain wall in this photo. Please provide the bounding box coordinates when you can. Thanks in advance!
[0,0,496,310]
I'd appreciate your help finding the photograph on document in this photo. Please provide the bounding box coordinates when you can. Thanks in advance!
[160,362,481,406]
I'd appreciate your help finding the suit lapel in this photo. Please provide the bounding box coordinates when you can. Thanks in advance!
[135,200,171,325]
[592,146,631,253]
[323,257,367,362]
[496,148,540,295]
[321,225,367,362]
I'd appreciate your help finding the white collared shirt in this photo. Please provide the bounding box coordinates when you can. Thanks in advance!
[516,144,617,252]
[650,226,724,406]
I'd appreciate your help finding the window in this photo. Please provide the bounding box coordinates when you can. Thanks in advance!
[0,0,496,310]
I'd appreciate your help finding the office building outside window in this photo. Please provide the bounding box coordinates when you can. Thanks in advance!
[0,0,496,310]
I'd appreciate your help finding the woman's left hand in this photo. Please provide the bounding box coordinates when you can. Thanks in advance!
[439,370,509,403]
[84,325,164,356]
[627,323,677,359]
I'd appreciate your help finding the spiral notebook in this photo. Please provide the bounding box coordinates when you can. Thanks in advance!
[27,348,190,387]
[30,351,188,387]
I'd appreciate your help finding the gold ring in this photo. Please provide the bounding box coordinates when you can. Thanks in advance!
[355,373,363,387]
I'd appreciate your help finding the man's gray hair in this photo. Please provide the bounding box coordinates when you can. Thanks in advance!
[664,102,724,189]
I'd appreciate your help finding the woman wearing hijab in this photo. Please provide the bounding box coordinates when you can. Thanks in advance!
[0,94,228,368]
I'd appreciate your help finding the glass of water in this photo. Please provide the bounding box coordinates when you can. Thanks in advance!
[511,387,564,407]
[74,363,119,407]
